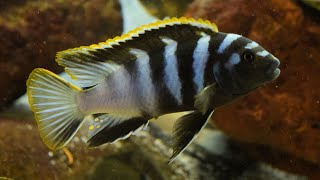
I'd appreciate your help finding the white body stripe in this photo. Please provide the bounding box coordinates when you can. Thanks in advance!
[110,67,133,105]
[217,34,241,54]
[192,33,211,93]
[130,48,157,112]
[85,66,142,117]
[244,42,259,49]
[225,53,240,71]
[257,50,270,57]
[161,37,183,105]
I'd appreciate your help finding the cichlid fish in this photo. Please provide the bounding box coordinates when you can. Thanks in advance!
[27,17,280,162]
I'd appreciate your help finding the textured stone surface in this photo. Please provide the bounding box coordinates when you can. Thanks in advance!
[185,0,320,175]
[0,117,182,179]
[0,0,122,108]
[0,115,306,180]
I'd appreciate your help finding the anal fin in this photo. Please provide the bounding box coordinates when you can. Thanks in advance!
[87,114,149,147]
[170,110,214,162]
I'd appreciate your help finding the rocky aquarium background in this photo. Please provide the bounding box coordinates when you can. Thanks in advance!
[0,0,319,179]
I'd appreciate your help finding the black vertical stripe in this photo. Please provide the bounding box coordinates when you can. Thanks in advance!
[123,27,184,115]
[108,24,220,114]
[150,27,186,114]
[204,32,227,86]
[175,27,201,107]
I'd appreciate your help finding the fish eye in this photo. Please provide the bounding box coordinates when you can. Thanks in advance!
[241,50,255,63]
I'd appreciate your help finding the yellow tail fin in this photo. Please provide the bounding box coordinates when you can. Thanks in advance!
[27,68,85,150]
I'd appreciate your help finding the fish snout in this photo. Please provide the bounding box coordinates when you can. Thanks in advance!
[266,58,280,81]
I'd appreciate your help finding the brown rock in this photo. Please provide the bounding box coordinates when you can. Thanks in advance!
[237,142,320,179]
[186,0,320,171]
[2,115,244,179]
[0,117,161,179]
[1,115,307,179]
[0,0,122,108]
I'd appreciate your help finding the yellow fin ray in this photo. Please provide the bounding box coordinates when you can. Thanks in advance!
[56,17,218,87]
[27,68,85,150]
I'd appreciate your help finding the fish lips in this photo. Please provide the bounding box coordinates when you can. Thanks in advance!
[266,59,281,81]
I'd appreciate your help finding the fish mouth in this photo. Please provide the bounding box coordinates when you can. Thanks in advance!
[266,59,280,81]
[270,68,280,80]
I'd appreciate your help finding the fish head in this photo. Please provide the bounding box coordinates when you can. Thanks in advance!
[213,35,280,95]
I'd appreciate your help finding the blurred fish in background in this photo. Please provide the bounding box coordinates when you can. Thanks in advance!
[301,0,320,11]
[139,0,194,19]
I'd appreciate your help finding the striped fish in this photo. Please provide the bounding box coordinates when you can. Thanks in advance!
[27,17,280,162]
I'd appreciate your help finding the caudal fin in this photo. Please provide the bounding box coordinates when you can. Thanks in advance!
[27,68,85,150]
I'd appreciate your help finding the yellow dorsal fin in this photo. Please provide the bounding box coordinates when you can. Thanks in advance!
[59,17,218,55]
[56,17,219,87]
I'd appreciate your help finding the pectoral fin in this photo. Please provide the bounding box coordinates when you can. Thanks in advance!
[170,110,214,163]
[87,114,149,147]
[194,84,216,114]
